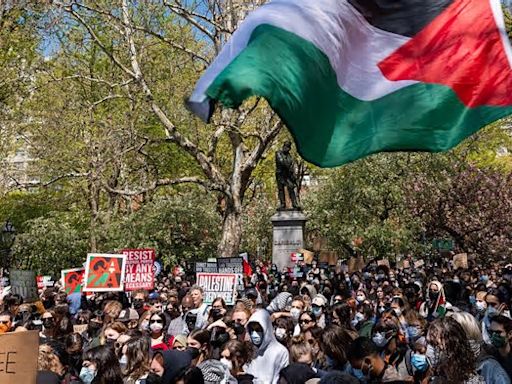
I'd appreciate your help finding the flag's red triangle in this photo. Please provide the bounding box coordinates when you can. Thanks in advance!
[378,0,512,108]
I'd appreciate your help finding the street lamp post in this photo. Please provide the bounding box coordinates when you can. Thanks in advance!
[0,220,16,278]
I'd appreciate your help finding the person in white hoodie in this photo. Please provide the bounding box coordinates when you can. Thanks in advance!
[245,309,289,384]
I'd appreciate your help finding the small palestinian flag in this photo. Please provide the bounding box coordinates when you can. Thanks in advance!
[187,0,512,167]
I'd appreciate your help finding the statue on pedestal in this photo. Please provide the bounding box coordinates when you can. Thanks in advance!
[275,141,300,210]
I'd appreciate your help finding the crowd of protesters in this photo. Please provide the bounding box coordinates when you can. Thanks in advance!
[2,255,512,384]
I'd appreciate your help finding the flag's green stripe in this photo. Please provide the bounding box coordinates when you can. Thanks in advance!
[206,24,512,167]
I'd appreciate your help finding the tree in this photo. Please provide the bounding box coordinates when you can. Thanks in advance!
[35,0,284,257]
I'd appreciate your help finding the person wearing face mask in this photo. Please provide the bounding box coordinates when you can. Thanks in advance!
[426,317,485,384]
[187,329,212,366]
[80,345,123,384]
[487,315,512,380]
[131,290,148,316]
[102,321,127,347]
[148,313,174,351]
[120,336,151,384]
[311,295,327,328]
[220,340,255,383]
[349,337,410,383]
[419,281,448,322]
[83,311,104,349]
[40,310,58,342]
[450,311,511,384]
[356,303,375,339]
[474,291,488,321]
[245,309,289,384]
[371,320,410,379]
[270,296,305,336]
[274,317,294,347]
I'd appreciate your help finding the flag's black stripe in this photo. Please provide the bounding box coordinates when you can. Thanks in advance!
[348,0,454,37]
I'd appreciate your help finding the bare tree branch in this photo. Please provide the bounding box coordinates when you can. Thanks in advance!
[102,176,216,196]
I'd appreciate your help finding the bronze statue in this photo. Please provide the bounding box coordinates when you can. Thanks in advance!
[275,141,300,210]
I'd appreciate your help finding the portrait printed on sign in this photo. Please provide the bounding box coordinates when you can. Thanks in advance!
[83,253,127,292]
[61,268,85,295]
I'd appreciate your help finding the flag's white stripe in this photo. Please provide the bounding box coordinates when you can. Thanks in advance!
[491,0,512,69]
[190,0,417,104]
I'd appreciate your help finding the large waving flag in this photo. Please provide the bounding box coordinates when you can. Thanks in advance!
[187,0,512,167]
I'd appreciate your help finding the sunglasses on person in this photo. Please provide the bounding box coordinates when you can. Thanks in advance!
[300,318,313,324]
[150,319,163,324]
[0,320,10,325]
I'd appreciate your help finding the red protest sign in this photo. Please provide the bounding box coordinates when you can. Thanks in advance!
[122,248,155,291]
[61,268,85,295]
[83,254,126,292]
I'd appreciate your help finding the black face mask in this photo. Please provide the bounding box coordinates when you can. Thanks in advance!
[133,300,144,310]
[146,372,163,384]
[186,346,201,359]
[232,323,245,336]
[88,322,102,335]
[166,308,181,320]
[429,290,439,301]
[210,309,223,321]
[43,318,56,329]
[43,299,55,310]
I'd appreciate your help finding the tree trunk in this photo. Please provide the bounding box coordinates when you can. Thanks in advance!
[218,206,243,257]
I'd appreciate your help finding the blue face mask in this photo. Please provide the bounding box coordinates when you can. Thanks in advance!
[487,306,497,317]
[407,325,421,340]
[352,368,365,380]
[469,295,476,305]
[481,275,489,283]
[372,332,388,348]
[312,307,322,317]
[79,367,97,384]
[411,353,428,372]
[250,331,263,347]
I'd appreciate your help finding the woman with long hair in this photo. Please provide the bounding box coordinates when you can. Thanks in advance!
[220,340,255,383]
[80,345,123,384]
[187,329,211,366]
[148,312,174,351]
[121,336,151,384]
[426,317,485,384]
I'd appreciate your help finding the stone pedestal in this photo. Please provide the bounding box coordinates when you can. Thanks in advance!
[271,210,307,271]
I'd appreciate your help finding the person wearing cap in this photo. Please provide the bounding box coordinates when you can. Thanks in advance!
[117,308,139,330]
[312,295,327,328]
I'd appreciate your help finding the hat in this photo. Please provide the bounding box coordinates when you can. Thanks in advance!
[148,292,160,300]
[173,334,187,349]
[118,308,139,322]
[245,287,258,299]
[312,294,327,307]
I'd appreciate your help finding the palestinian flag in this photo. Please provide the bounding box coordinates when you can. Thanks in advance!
[187,0,512,167]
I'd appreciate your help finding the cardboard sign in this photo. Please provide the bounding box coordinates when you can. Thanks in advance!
[0,330,39,384]
[9,270,38,302]
[61,268,85,295]
[83,253,127,292]
[414,260,425,268]
[453,253,468,270]
[377,259,391,269]
[299,249,314,264]
[73,324,88,334]
[217,257,243,274]
[36,276,55,289]
[195,262,218,273]
[122,249,155,291]
[403,260,411,269]
[196,273,237,305]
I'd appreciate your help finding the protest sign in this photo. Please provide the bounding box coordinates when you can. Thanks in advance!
[10,270,37,302]
[61,268,85,295]
[73,324,88,334]
[299,249,314,265]
[83,253,126,292]
[0,330,38,384]
[453,253,468,269]
[122,249,155,291]
[36,276,55,290]
[403,260,411,269]
[217,257,243,274]
[196,273,237,305]
[290,252,304,262]
[377,259,391,269]
[195,262,218,273]
[414,260,425,268]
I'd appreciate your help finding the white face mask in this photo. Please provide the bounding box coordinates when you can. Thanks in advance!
[356,295,365,303]
[275,327,287,340]
[220,357,233,371]
[150,322,164,332]
[290,308,301,321]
